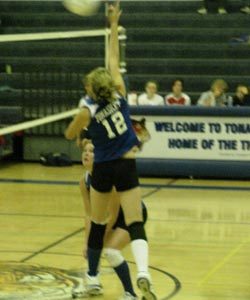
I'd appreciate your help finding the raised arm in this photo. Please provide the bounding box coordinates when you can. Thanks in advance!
[64,108,90,140]
[108,1,126,97]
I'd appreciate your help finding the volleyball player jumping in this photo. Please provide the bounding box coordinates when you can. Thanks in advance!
[65,2,157,299]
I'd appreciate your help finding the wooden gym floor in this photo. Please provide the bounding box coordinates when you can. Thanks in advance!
[0,162,250,299]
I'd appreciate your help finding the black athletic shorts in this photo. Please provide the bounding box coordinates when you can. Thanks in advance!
[91,159,139,192]
[113,202,147,230]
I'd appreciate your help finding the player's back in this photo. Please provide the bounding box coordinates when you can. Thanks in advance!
[81,96,138,162]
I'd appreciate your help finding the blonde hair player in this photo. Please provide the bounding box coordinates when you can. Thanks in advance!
[65,2,157,300]
[78,134,148,300]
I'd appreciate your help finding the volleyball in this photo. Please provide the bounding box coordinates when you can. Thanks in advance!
[63,0,101,16]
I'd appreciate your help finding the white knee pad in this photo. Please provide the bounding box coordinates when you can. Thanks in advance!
[103,248,124,268]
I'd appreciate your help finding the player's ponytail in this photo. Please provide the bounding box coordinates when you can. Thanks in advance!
[85,67,116,104]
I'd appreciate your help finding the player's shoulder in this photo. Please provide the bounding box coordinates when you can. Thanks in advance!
[115,93,128,106]
[78,95,91,106]
[79,96,95,106]
[79,96,98,117]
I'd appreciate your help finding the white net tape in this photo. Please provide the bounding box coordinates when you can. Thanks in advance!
[0,29,108,43]
[0,108,80,136]
[0,25,126,136]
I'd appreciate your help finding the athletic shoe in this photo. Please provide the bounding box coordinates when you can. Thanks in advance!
[118,292,138,300]
[218,7,227,14]
[85,272,103,296]
[72,278,89,298]
[72,286,89,299]
[240,6,250,14]
[137,273,157,300]
[197,7,207,14]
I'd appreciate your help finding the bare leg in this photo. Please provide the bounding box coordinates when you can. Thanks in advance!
[90,187,111,224]
[105,227,130,250]
[118,187,143,226]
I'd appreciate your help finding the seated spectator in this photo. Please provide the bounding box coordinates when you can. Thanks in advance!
[197,79,229,107]
[138,80,164,106]
[165,79,191,106]
[233,84,250,106]
[127,91,138,105]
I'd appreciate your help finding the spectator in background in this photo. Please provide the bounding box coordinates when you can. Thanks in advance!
[197,0,227,14]
[127,91,138,105]
[138,80,164,106]
[233,84,250,106]
[165,79,191,106]
[197,79,229,107]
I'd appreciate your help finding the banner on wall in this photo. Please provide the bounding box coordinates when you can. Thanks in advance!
[132,115,250,161]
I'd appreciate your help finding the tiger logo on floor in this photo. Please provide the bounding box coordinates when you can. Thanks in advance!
[0,261,85,300]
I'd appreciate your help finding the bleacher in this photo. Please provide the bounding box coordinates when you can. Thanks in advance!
[0,0,249,137]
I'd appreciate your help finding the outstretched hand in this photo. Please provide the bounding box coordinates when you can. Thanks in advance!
[108,1,122,24]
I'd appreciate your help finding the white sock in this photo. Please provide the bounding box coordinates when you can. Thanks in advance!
[131,239,149,274]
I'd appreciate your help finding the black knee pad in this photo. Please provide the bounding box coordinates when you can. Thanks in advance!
[88,221,107,249]
[127,222,147,241]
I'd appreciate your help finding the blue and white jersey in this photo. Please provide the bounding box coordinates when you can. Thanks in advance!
[81,96,139,163]
[78,95,91,108]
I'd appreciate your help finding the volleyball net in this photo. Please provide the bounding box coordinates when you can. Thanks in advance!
[0,27,127,138]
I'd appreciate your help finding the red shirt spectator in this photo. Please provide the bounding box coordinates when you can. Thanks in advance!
[165,79,191,106]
